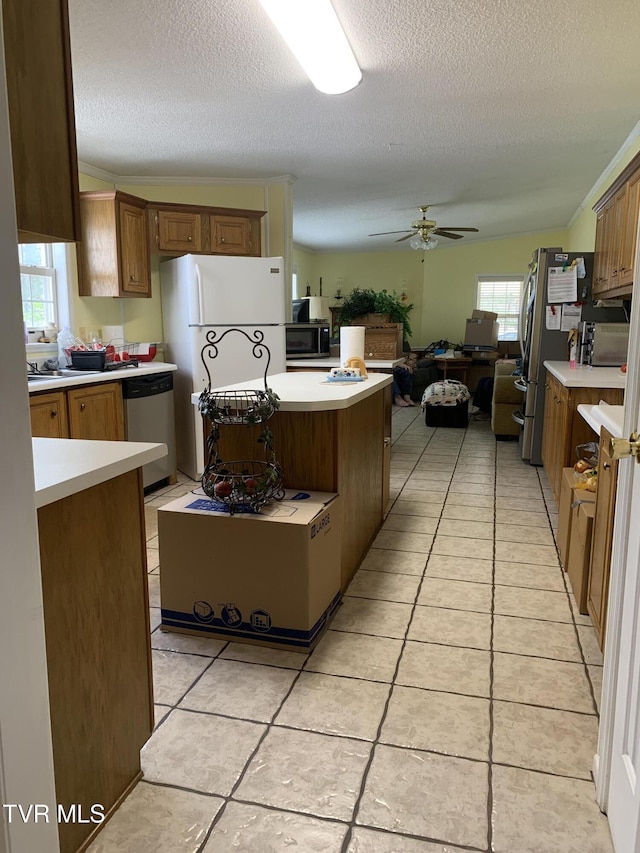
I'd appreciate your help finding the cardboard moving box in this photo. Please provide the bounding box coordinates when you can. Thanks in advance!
[464,312,500,349]
[158,490,342,651]
[558,467,596,568]
[567,501,596,614]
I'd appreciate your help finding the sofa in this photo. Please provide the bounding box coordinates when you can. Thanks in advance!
[491,361,524,438]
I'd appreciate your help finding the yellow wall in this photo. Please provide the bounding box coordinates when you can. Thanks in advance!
[292,246,316,298]
[419,230,569,345]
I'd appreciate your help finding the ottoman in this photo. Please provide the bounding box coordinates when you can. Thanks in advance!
[422,380,470,428]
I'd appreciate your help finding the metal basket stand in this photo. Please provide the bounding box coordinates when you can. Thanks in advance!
[197,329,284,514]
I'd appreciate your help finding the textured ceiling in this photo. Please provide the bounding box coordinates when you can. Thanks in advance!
[68,0,640,253]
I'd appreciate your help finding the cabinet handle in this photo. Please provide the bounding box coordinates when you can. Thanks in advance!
[155,234,159,245]
[221,238,225,243]
[603,462,611,470]
[612,269,618,275]
[50,410,57,418]
[80,403,86,411]
[130,274,135,281]
[155,214,158,224]
[188,236,192,241]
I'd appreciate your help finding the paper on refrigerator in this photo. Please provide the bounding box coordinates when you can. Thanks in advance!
[547,266,578,302]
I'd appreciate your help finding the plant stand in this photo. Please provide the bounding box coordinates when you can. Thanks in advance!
[197,328,284,514]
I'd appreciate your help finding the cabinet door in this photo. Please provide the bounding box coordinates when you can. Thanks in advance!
[587,428,618,650]
[119,202,150,295]
[3,0,80,242]
[30,392,69,438]
[594,199,615,297]
[619,171,640,289]
[210,215,252,255]
[608,186,628,291]
[156,210,202,253]
[67,383,125,441]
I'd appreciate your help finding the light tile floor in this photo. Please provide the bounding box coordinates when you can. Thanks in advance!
[88,408,613,853]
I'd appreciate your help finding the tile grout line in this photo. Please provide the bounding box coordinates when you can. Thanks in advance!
[339,422,471,853]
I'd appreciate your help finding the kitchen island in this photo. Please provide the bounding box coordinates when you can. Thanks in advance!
[192,371,393,589]
[286,357,404,372]
[34,437,166,853]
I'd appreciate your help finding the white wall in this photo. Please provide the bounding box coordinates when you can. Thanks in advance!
[0,21,60,853]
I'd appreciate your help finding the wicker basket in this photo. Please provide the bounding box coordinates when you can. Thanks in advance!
[351,322,403,359]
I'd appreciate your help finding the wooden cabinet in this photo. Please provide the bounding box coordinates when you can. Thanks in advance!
[153,209,202,253]
[541,370,624,503]
[38,468,152,853]
[210,214,254,255]
[147,201,264,258]
[67,382,125,441]
[587,427,618,651]
[619,170,640,289]
[593,151,640,299]
[30,392,70,438]
[78,191,151,297]
[2,0,81,242]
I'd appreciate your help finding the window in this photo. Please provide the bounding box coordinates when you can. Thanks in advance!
[19,243,58,329]
[19,243,71,344]
[476,275,524,340]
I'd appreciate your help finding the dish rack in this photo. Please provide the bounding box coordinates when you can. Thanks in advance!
[198,328,284,514]
[105,339,139,364]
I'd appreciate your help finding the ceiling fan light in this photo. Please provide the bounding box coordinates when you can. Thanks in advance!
[409,234,438,251]
[259,0,362,95]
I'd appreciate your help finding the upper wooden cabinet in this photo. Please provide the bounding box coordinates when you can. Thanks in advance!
[593,151,640,299]
[2,0,81,242]
[211,215,253,255]
[147,201,264,258]
[154,210,202,253]
[78,191,151,298]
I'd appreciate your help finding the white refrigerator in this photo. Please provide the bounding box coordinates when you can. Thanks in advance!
[160,254,286,479]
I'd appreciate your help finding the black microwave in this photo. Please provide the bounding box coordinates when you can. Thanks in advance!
[285,323,330,358]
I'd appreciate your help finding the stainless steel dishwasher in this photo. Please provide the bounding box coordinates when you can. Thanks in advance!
[123,372,177,490]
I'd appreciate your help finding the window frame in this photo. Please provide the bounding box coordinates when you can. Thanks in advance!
[21,243,73,352]
[20,243,58,331]
[475,274,524,341]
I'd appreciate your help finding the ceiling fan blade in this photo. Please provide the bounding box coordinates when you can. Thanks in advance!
[437,227,479,232]
[395,232,417,243]
[433,229,464,240]
[368,230,413,237]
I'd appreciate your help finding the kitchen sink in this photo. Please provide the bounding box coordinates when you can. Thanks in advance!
[27,369,100,380]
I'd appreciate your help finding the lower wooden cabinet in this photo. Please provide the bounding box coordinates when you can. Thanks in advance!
[38,469,152,853]
[29,391,70,438]
[541,370,624,503]
[587,427,618,651]
[67,382,125,441]
[31,382,125,441]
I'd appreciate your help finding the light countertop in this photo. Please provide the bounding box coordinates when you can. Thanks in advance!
[28,362,177,394]
[191,371,393,412]
[286,357,404,370]
[544,361,627,389]
[577,403,625,439]
[33,438,168,508]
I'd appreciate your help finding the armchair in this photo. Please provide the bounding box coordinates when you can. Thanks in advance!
[491,362,524,439]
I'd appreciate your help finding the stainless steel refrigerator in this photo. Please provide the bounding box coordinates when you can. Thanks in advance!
[160,254,286,479]
[517,248,627,465]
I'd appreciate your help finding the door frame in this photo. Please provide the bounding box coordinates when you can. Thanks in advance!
[594,207,640,811]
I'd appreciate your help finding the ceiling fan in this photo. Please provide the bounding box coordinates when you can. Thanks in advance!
[369,205,479,250]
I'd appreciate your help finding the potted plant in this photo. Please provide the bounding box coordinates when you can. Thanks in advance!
[338,287,414,339]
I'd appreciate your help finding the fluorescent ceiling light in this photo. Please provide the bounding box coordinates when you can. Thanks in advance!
[259,0,362,95]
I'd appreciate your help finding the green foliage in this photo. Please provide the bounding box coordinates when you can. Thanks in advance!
[338,288,414,338]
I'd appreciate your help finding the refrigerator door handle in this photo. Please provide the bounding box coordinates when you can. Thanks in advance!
[514,379,528,393]
[195,264,205,326]
[518,270,532,360]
